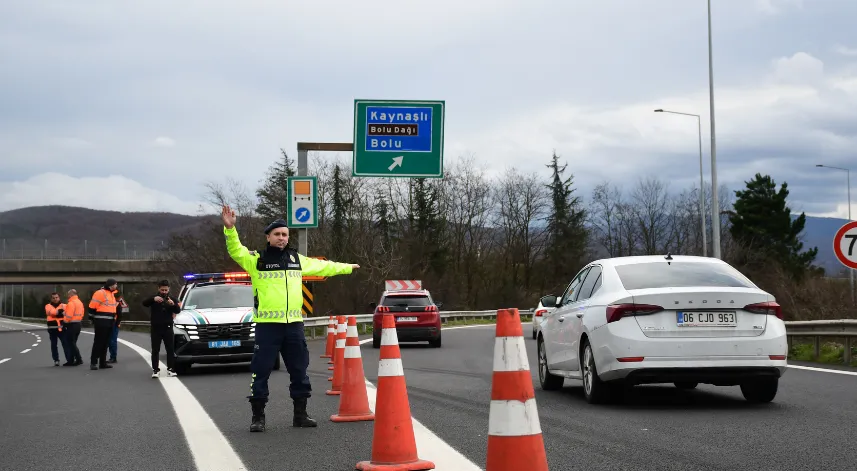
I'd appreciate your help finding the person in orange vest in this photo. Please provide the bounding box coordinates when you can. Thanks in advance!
[107,291,128,363]
[63,289,86,366]
[44,292,72,366]
[87,279,119,370]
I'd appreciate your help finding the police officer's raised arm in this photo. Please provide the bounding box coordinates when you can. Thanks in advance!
[221,204,257,273]
[298,254,359,278]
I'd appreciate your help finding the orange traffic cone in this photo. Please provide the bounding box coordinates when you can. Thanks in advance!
[326,315,347,395]
[329,316,345,371]
[355,314,435,471]
[321,315,335,359]
[331,315,375,422]
[485,308,548,471]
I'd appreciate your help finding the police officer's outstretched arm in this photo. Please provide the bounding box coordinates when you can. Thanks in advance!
[299,254,360,278]
[221,204,257,273]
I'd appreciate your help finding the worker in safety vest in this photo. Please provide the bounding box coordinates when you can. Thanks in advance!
[107,291,128,363]
[220,204,359,432]
[63,289,85,366]
[45,292,72,366]
[87,279,119,370]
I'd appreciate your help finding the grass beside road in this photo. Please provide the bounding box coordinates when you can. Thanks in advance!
[789,341,857,367]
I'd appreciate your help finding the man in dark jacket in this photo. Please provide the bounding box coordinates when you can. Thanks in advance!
[142,279,181,377]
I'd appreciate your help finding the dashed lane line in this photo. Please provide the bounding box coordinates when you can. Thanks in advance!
[0,359,9,365]
[20,349,30,354]
[0,318,247,469]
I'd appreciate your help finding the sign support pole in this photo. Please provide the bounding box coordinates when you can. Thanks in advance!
[297,148,308,256]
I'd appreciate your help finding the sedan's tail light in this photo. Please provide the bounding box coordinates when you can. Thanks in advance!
[744,301,782,320]
[424,305,438,312]
[534,309,547,317]
[605,304,664,323]
[376,306,390,313]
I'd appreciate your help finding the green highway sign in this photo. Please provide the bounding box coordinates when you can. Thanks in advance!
[352,99,445,178]
[287,176,318,228]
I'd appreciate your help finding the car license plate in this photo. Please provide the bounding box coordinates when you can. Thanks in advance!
[397,317,418,322]
[208,340,242,348]
[676,311,737,327]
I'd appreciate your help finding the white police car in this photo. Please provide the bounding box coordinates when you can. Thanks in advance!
[172,272,280,374]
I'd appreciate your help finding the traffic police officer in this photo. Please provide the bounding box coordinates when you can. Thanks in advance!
[220,204,359,432]
[88,279,119,370]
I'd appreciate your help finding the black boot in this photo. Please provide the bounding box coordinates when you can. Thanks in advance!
[292,397,317,428]
[250,400,266,432]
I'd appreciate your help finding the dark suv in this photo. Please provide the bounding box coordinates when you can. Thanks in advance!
[371,289,442,348]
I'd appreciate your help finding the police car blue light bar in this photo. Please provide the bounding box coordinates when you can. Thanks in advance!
[183,272,250,281]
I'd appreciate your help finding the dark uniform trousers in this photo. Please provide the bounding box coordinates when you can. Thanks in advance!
[47,328,71,363]
[65,322,83,363]
[248,322,311,403]
[90,318,115,366]
[150,323,176,371]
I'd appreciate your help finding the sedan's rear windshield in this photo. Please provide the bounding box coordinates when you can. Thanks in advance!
[615,262,756,290]
[382,295,430,307]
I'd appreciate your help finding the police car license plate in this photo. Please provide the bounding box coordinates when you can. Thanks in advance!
[209,340,241,348]
[397,317,418,322]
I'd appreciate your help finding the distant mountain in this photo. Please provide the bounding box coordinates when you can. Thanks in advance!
[0,205,217,255]
[794,215,852,277]
[0,206,851,275]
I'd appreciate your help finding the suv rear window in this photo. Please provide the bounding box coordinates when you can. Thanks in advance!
[615,262,756,290]
[184,284,254,309]
[382,295,431,307]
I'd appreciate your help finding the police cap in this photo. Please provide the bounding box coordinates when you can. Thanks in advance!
[264,219,289,235]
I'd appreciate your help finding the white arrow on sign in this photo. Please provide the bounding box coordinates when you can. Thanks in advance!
[388,156,403,171]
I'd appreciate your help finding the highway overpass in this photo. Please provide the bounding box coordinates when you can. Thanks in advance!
[0,259,171,284]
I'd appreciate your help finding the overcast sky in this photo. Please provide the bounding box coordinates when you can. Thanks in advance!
[1,0,856,219]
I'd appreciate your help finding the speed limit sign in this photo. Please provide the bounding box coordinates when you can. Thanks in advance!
[833,221,857,270]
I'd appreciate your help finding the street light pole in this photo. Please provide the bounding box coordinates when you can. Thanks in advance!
[707,0,722,259]
[816,164,855,304]
[654,109,707,256]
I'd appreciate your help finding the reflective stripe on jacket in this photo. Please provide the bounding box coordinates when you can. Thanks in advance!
[45,303,66,331]
[64,296,85,323]
[223,225,352,324]
[88,288,118,316]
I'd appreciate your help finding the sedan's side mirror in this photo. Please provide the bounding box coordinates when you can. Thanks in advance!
[368,302,377,311]
[435,302,444,309]
[540,295,558,308]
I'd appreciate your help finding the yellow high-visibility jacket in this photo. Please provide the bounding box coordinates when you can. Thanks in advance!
[224,226,352,323]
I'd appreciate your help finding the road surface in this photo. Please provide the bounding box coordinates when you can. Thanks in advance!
[1,317,855,470]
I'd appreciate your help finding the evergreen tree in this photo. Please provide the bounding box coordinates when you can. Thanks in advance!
[544,152,588,284]
[411,178,448,276]
[255,149,295,221]
[330,164,347,259]
[728,173,818,278]
[373,189,392,251]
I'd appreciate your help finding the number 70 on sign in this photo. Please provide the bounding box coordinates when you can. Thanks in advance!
[833,221,857,270]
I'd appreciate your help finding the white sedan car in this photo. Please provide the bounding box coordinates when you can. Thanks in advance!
[531,298,555,339]
[537,254,787,404]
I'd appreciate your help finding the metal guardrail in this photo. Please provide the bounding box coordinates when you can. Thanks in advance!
[785,320,857,364]
[3,313,853,363]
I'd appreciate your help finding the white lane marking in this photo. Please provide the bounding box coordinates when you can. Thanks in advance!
[354,324,488,470]
[0,358,10,364]
[788,364,857,377]
[20,349,30,354]
[31,344,38,347]
[64,329,248,470]
[363,380,482,471]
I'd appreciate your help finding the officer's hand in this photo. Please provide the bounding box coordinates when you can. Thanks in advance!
[350,264,360,270]
[167,299,175,306]
[154,296,164,303]
[221,205,236,229]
